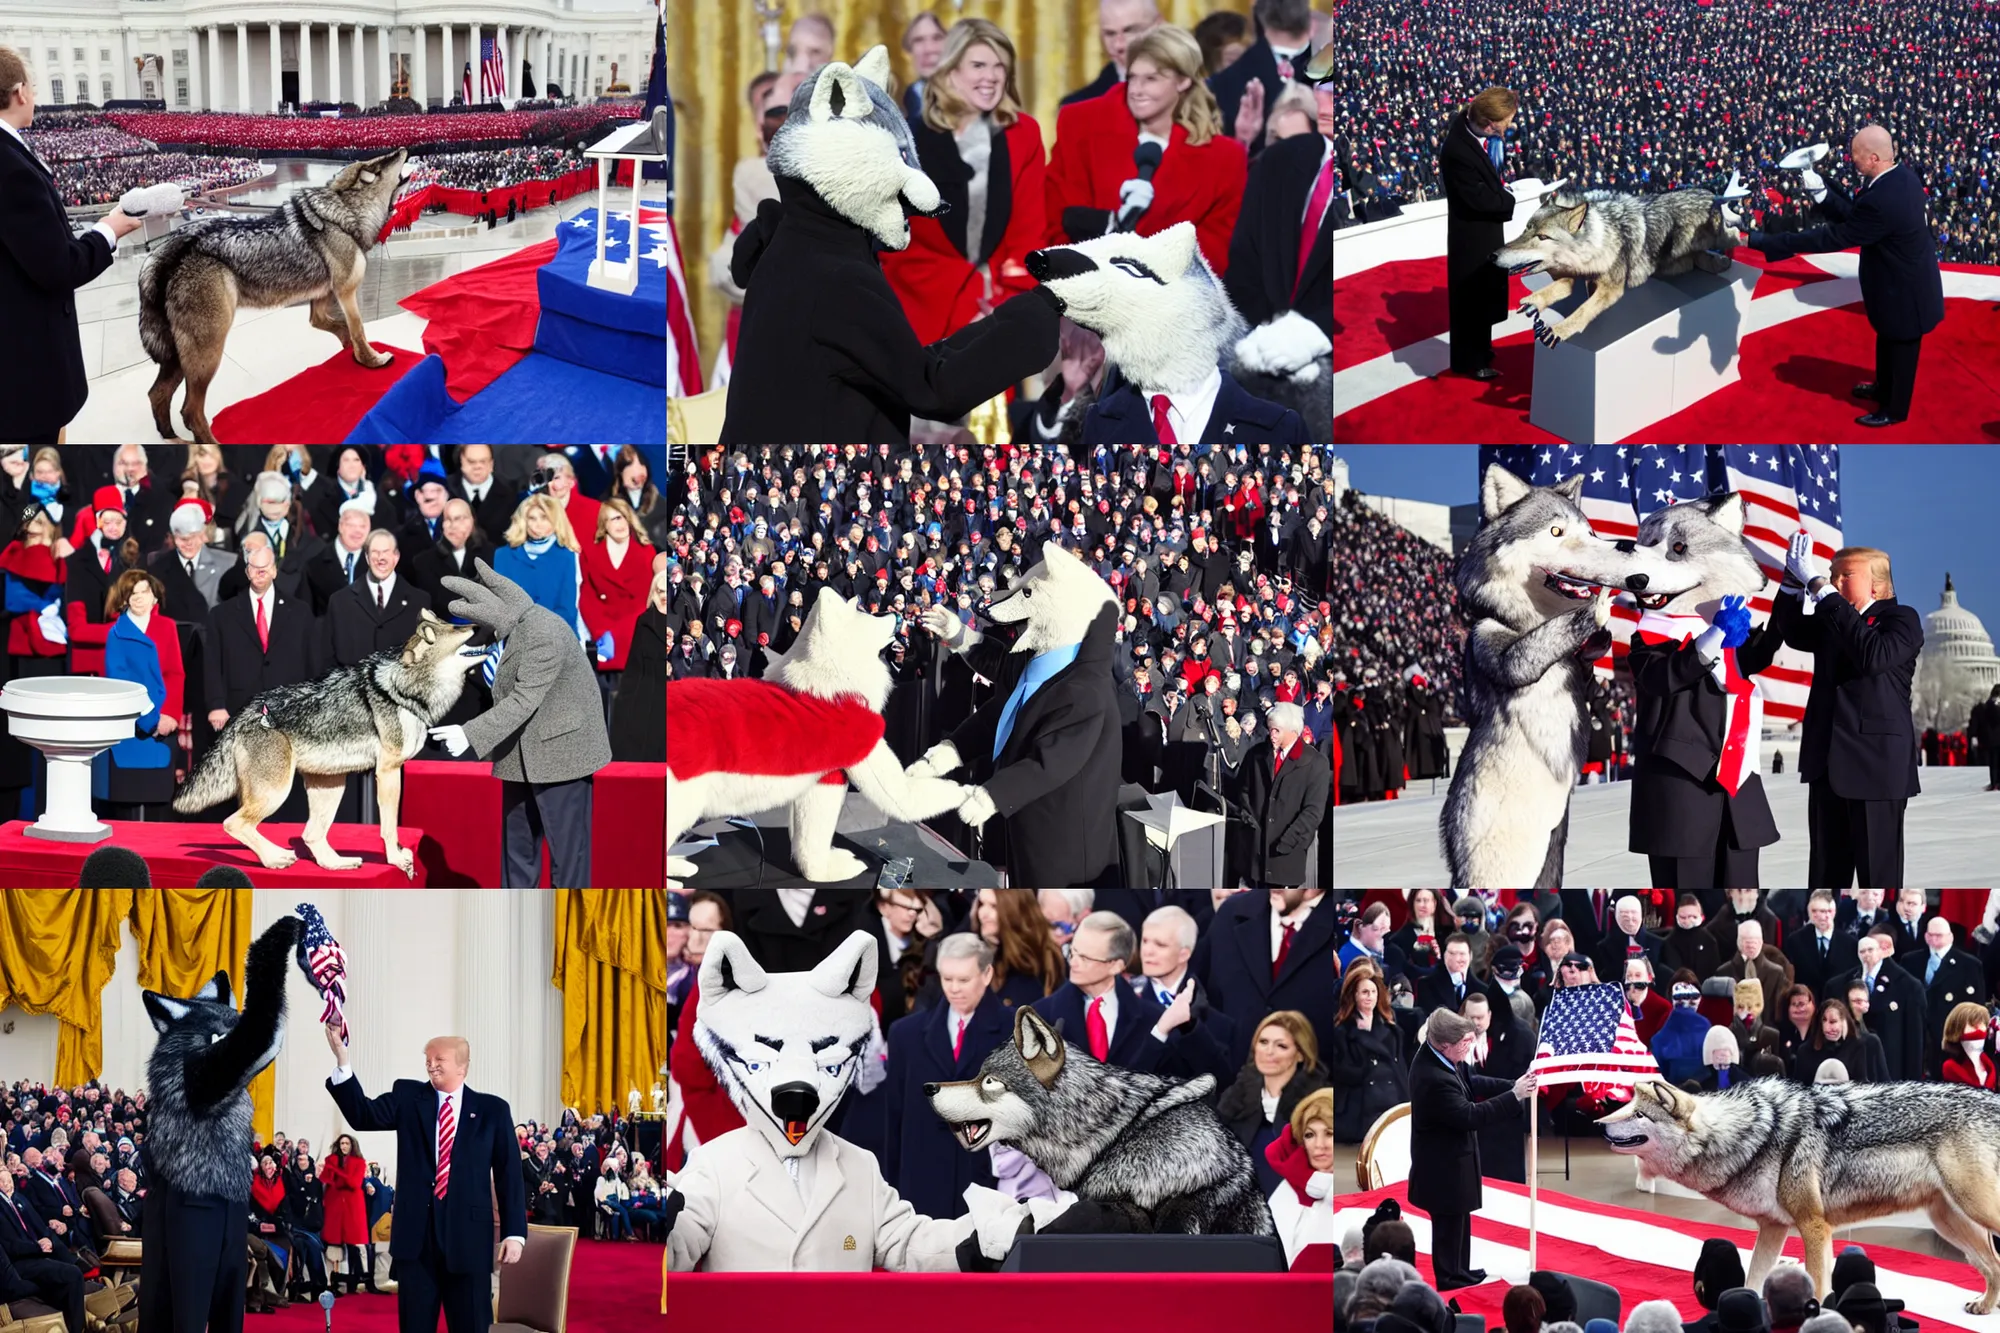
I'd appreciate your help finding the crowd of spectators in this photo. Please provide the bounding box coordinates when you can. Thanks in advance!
[91,104,638,154]
[666,886,1337,1269]
[21,123,154,162]
[1331,0,2000,265]
[45,152,265,208]
[399,144,587,192]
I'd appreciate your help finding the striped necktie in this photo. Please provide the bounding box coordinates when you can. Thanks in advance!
[434,1096,455,1198]
[483,638,505,686]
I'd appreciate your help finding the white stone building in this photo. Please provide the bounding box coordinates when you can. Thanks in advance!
[1914,574,2000,731]
[0,0,654,112]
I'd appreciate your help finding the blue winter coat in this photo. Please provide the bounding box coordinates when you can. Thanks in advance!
[1650,1006,1715,1085]
[94,613,170,801]
[493,542,581,640]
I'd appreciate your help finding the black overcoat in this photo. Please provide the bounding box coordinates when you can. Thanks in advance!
[0,129,116,438]
[1406,1044,1522,1218]
[1772,591,1923,801]
[1438,111,1515,325]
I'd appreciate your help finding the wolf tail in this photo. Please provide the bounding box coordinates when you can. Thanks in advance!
[172,728,237,813]
[137,234,190,370]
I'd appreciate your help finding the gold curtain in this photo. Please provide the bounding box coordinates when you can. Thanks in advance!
[0,890,133,1087]
[669,0,1238,398]
[553,889,667,1117]
[129,888,273,1143]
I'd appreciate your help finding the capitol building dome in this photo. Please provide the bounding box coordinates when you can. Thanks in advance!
[1915,574,2000,729]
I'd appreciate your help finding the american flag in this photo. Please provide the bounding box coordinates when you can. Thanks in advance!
[480,36,507,101]
[295,904,350,1043]
[1530,982,1660,1101]
[1478,446,1843,723]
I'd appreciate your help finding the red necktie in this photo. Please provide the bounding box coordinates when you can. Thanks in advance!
[255,596,269,653]
[1086,996,1109,1061]
[1295,155,1335,299]
[1273,922,1297,980]
[1150,395,1179,445]
[434,1096,455,1198]
[1276,56,1295,81]
[952,1017,966,1062]
[100,548,111,574]
[377,583,386,610]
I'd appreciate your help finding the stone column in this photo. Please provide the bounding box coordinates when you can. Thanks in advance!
[235,23,250,113]
[186,28,203,109]
[361,26,373,106]
[586,33,598,98]
[437,23,451,106]
[464,25,477,101]
[208,26,223,111]
[539,32,551,99]
[266,21,281,112]
[326,23,340,106]
[298,21,312,106]
[456,893,517,1109]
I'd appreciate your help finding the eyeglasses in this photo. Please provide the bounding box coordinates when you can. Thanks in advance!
[1067,945,1118,966]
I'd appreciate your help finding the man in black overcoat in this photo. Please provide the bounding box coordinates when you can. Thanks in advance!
[1904,914,1986,1078]
[1193,889,1337,1072]
[1465,991,1533,1185]
[1209,1,1316,158]
[1437,92,1521,379]
[1223,116,1334,343]
[883,938,1008,1220]
[1770,537,1923,890]
[1746,125,1945,427]
[1407,1008,1533,1289]
[1240,702,1330,888]
[1831,927,1926,1081]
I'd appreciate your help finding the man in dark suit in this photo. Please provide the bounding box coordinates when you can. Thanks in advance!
[1588,892,1666,983]
[1783,890,1859,1001]
[1886,887,1931,963]
[1558,888,1619,957]
[1061,0,1157,106]
[409,501,489,618]
[1464,991,1532,1184]
[445,445,518,552]
[1131,903,1236,1071]
[1832,927,1926,1081]
[1193,888,1337,1072]
[325,530,426,667]
[0,1168,85,1333]
[1437,88,1521,379]
[109,445,172,555]
[1416,934,1489,1015]
[883,934,1008,1220]
[1032,911,1230,1084]
[21,1150,93,1253]
[1408,1008,1534,1289]
[1207,0,1315,158]
[1907,913,1986,1077]
[1080,369,1309,446]
[1240,702,1329,887]
[1836,888,1889,940]
[0,48,144,442]
[1770,537,1923,889]
[1746,125,1945,426]
[324,1025,526,1333]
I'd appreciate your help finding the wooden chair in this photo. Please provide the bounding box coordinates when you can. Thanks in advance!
[0,1303,67,1333]
[491,1224,578,1333]
[1356,1102,1413,1190]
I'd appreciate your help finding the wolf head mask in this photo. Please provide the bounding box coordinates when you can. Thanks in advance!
[767,45,944,250]
[984,542,1118,655]
[1633,494,1768,617]
[443,558,536,637]
[693,930,877,1159]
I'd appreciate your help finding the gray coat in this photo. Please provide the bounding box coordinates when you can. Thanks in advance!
[444,559,614,784]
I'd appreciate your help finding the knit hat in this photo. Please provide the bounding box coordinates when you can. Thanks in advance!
[1734,978,1765,1013]
[1529,1271,1577,1324]
[1490,944,1525,978]
[338,494,376,519]
[1828,1250,1875,1301]
[1831,1282,1904,1333]
[169,497,214,535]
[92,486,125,515]
[413,457,449,491]
[1714,1290,1770,1333]
[1693,1238,1747,1308]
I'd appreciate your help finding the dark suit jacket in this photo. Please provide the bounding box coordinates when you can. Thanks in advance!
[1031,980,1229,1086]
[1751,164,1945,340]
[446,478,521,552]
[1416,967,1489,1016]
[21,1170,85,1241]
[1207,35,1286,157]
[1438,110,1516,316]
[0,128,117,437]
[1193,890,1338,1071]
[1784,929,1859,1001]
[1081,371,1308,446]
[1771,590,1923,800]
[883,991,1008,1219]
[409,541,485,617]
[324,578,426,666]
[1589,927,1667,982]
[1223,128,1334,340]
[1830,964,1926,1080]
[204,590,320,716]
[1240,736,1330,885]
[1060,62,1120,108]
[1406,1044,1522,1216]
[726,889,877,974]
[326,1075,527,1275]
[1906,947,1987,1070]
[0,1188,63,1263]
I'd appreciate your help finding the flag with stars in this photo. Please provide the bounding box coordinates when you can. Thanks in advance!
[1531,982,1659,1102]
[1477,446,1841,722]
[295,904,350,1043]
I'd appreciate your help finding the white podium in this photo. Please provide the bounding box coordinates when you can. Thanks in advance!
[1125,792,1226,889]
[581,119,666,295]
[0,676,153,842]
[1525,260,1760,443]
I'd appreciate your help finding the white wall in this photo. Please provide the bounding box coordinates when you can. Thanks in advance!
[55,890,563,1189]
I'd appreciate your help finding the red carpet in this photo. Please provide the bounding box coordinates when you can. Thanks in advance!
[0,820,429,886]
[401,238,558,401]
[209,344,419,445]
[252,1239,664,1333]
[1334,247,2000,442]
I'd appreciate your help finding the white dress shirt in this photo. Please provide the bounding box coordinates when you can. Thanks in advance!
[1150,366,1222,445]
[1272,892,1321,961]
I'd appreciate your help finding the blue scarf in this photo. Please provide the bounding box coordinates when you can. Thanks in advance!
[524,536,556,556]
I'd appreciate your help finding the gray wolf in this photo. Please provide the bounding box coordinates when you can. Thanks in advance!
[173,608,480,876]
[140,915,297,1333]
[765,44,941,252]
[1600,1077,2000,1313]
[1441,465,1691,888]
[1495,187,1744,343]
[664,587,970,889]
[139,148,408,445]
[927,1006,1275,1236]
[439,559,614,888]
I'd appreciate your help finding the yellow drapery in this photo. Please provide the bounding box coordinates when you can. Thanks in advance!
[129,888,274,1144]
[668,1,1238,403]
[0,890,133,1087]
[553,889,667,1118]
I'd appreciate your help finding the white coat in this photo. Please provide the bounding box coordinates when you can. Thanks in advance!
[1269,1170,1335,1267]
[668,1125,976,1272]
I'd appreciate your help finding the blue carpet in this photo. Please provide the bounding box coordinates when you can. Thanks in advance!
[536,205,668,385]
[345,352,663,444]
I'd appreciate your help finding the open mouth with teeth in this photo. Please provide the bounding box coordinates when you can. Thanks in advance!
[955,1120,992,1149]
[1504,258,1547,277]
[1542,571,1674,611]
[783,1119,812,1145]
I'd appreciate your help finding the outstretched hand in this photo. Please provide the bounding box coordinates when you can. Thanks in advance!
[325,1022,348,1064]
[1712,594,1753,649]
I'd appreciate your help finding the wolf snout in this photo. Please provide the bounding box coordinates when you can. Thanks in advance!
[1626,573,1649,591]
[923,1082,941,1097]
[1026,247,1094,283]
[770,1081,819,1127]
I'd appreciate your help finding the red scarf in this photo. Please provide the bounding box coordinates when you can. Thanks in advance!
[251,1172,287,1215]
[1263,1125,1320,1207]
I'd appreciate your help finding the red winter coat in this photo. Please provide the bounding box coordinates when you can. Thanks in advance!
[0,541,68,658]
[666,976,745,1172]
[318,1152,370,1245]
[580,538,656,670]
[882,115,1048,346]
[1043,85,1248,277]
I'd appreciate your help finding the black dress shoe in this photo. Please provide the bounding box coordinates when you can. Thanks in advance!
[1855,411,1903,427]
[1852,381,1880,400]
[1459,367,1500,381]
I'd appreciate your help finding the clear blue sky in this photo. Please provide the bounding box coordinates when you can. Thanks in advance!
[1337,446,2000,625]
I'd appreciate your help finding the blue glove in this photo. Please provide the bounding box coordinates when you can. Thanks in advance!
[1713,594,1752,649]
[595,631,616,660]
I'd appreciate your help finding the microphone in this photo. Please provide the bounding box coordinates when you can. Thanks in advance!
[1115,141,1164,232]
[320,1289,336,1330]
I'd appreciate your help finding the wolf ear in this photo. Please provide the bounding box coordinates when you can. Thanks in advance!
[1702,493,1746,536]
[1014,1007,1067,1086]
[418,607,443,625]
[1553,474,1586,504]
[1481,464,1533,520]
[143,992,193,1034]
[852,45,892,91]
[810,62,873,123]
[1151,221,1199,276]
[807,931,879,1002]
[697,931,768,1000]
[194,970,233,1008]
[1562,200,1589,229]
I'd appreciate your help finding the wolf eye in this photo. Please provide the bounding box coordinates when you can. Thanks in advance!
[1550,525,1564,538]
[982,1077,1004,1094]
[741,1059,766,1074]
[1672,541,1687,555]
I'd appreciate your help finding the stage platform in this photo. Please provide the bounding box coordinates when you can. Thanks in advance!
[0,820,429,886]
[1334,765,2000,886]
[673,790,999,889]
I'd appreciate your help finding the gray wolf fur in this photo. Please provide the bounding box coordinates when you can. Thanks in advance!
[1600,1078,2000,1313]
[1495,188,1745,343]
[1441,465,1690,888]
[1231,310,1334,444]
[766,45,942,251]
[1632,492,1768,614]
[139,148,408,445]
[926,1007,1274,1236]
[173,608,480,876]
[141,915,297,1200]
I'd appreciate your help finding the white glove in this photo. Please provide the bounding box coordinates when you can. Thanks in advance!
[906,740,962,780]
[1305,1170,1333,1202]
[922,604,969,648]
[1693,623,1726,664]
[1799,168,1827,201]
[962,1185,1033,1262]
[118,182,186,217]
[1111,177,1155,229]
[1784,530,1820,587]
[958,786,997,829]
[36,603,67,646]
[428,724,471,757]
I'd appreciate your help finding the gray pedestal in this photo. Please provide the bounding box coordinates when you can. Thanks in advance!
[1526,260,1759,443]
